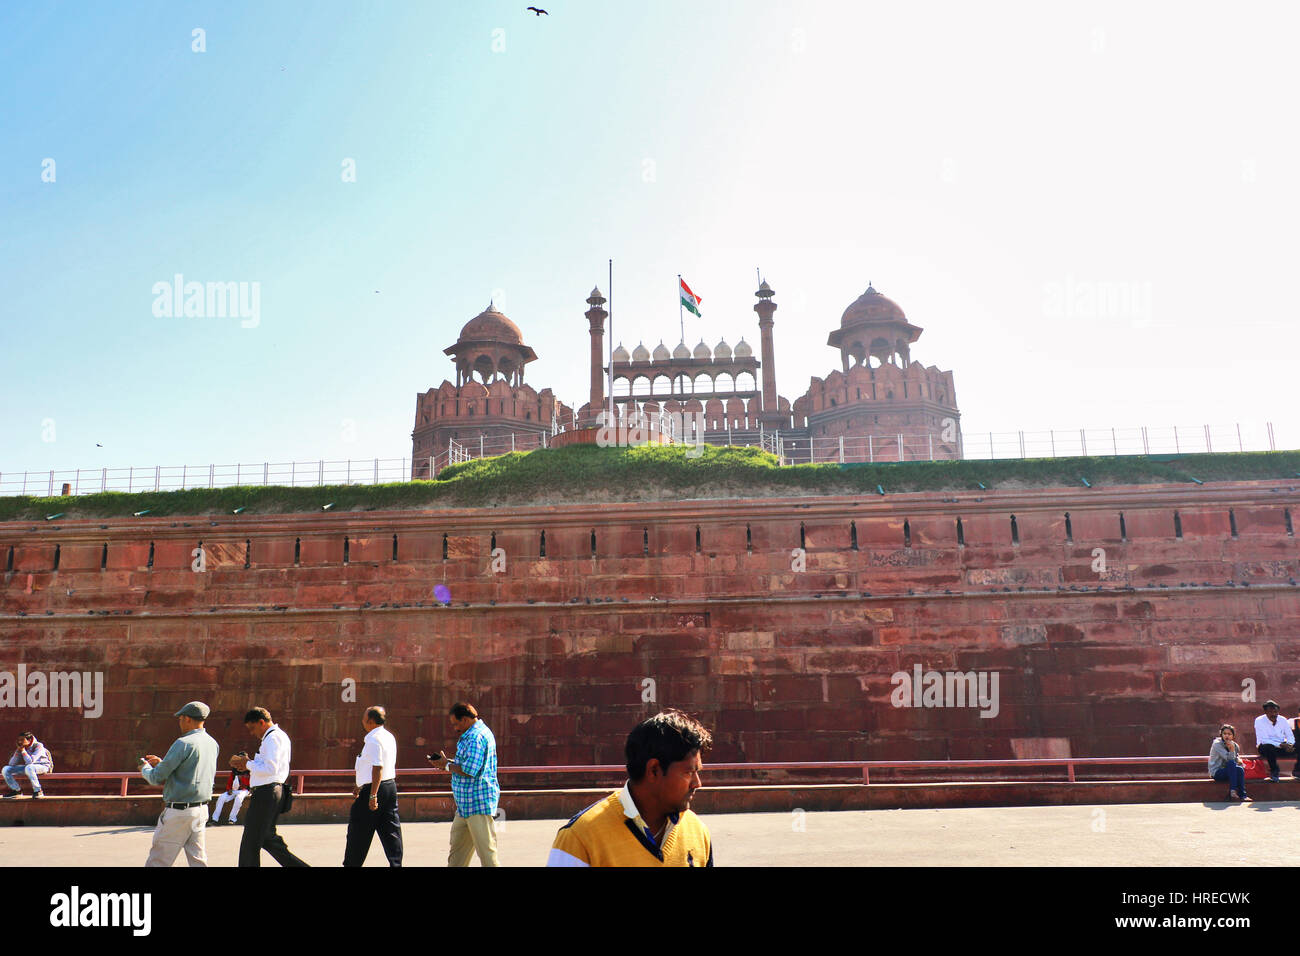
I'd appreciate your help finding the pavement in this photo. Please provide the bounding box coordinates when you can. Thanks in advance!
[2,799,1297,866]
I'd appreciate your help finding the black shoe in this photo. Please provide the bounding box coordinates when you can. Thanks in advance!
[31,790,43,799]
[1270,774,1280,783]
[1,791,18,799]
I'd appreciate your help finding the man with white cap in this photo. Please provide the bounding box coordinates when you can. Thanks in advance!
[141,700,220,867]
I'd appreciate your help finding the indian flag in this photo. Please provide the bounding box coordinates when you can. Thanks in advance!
[679,277,702,317]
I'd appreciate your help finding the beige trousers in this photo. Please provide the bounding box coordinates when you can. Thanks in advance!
[448,811,499,867]
[145,805,208,867]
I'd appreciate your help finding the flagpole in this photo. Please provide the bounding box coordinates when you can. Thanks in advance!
[677,273,684,345]
[608,258,614,429]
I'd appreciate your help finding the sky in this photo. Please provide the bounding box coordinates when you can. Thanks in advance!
[2,0,1298,477]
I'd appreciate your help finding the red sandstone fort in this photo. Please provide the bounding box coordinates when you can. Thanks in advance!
[411,281,961,471]
[1,279,1298,802]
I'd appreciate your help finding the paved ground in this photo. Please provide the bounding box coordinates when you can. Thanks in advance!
[2,800,1297,866]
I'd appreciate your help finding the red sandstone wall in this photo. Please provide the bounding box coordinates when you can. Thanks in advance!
[1,482,1298,777]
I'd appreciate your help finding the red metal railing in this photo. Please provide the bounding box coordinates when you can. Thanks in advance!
[19,755,1231,797]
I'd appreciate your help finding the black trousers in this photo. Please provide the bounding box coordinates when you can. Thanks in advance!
[343,780,403,867]
[238,784,310,867]
[1258,743,1300,778]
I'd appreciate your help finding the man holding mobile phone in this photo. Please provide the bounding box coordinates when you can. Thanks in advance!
[140,701,220,867]
[427,702,500,867]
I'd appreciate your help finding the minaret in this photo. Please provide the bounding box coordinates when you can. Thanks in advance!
[584,286,607,426]
[754,279,782,427]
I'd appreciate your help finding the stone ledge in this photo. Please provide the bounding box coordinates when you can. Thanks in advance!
[3,778,1296,826]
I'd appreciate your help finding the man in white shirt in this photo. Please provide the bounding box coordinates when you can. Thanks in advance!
[343,705,403,867]
[230,707,310,867]
[1253,699,1299,782]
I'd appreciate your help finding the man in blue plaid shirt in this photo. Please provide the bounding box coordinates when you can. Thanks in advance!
[431,702,500,866]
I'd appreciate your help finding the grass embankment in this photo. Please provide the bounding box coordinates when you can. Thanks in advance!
[2,445,1298,521]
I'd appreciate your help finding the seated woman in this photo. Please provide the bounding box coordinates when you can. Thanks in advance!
[1208,723,1250,801]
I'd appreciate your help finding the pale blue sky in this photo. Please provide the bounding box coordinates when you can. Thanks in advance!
[3,0,1298,474]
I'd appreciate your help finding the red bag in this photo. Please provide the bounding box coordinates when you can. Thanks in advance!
[1241,757,1268,780]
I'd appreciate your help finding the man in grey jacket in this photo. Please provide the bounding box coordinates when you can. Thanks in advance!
[141,701,220,867]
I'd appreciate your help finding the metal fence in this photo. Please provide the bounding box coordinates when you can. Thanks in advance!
[0,422,1285,497]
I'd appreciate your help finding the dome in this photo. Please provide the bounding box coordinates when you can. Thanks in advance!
[693,340,712,360]
[839,284,906,329]
[632,341,650,362]
[673,341,691,359]
[734,337,753,358]
[612,342,630,363]
[459,302,525,345]
[714,338,732,359]
[652,341,670,361]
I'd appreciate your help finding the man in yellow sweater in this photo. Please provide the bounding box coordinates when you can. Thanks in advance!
[547,710,713,867]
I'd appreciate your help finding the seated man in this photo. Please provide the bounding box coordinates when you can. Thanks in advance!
[2,732,53,798]
[1253,700,1299,782]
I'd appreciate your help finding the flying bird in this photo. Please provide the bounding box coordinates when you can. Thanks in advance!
[527,6,548,14]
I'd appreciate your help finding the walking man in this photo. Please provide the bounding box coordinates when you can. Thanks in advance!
[141,701,220,867]
[343,705,403,867]
[231,707,309,867]
[2,732,53,799]
[430,702,500,867]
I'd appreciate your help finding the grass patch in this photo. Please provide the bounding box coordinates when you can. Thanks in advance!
[2,445,1298,521]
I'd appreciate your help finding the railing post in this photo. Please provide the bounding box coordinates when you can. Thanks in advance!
[511,433,515,452]
[1141,426,1149,456]
[121,777,129,796]
[868,435,873,462]
[347,459,351,484]
[181,464,186,489]
[839,436,844,463]
[1050,429,1055,457]
[1080,428,1087,457]
[928,433,934,460]
[1237,423,1243,452]
[318,460,324,485]
[291,461,296,485]
[101,468,106,492]
[127,467,132,493]
[154,465,160,492]
[989,431,993,459]
[22,472,27,495]
[1067,761,1075,783]
[1174,425,1179,454]
[75,469,80,495]
[209,463,214,489]
[480,436,484,457]
[263,462,268,484]
[862,766,870,785]
[296,773,305,794]
[1204,424,1212,453]
[1112,427,1117,456]
[898,433,904,462]
[1268,421,1275,451]
[236,463,241,485]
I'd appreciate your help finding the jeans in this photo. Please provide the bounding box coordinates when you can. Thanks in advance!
[2,764,45,792]
[1213,764,1249,797]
